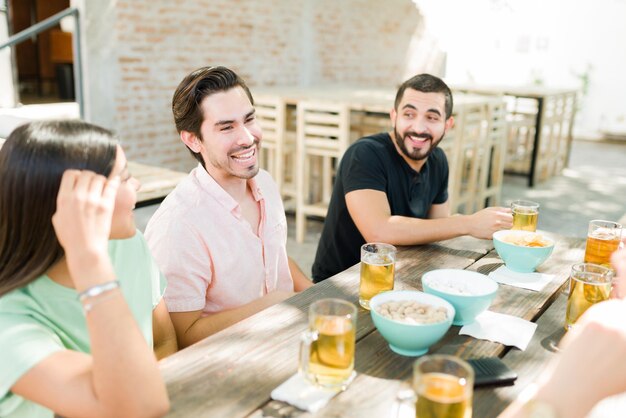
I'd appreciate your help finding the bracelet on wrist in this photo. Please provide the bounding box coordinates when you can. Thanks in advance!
[78,280,120,313]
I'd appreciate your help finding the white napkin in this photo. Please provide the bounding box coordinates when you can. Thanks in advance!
[271,373,343,413]
[459,310,537,350]
[488,266,554,292]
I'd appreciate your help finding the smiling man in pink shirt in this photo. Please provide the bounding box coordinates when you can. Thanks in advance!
[145,66,312,347]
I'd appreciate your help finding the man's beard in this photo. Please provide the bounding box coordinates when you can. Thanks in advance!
[393,127,444,161]
[206,138,261,180]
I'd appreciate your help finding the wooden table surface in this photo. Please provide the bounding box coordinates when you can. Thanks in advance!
[159,233,585,417]
[254,86,495,113]
[128,161,187,208]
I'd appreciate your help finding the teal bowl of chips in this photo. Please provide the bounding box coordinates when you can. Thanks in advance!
[493,230,555,273]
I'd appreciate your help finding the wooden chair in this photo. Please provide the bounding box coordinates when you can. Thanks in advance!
[534,92,577,183]
[503,96,537,174]
[295,101,350,243]
[255,95,298,209]
[448,97,507,214]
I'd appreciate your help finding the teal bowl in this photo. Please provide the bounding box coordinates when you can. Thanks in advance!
[492,230,555,273]
[370,290,454,356]
[422,269,498,326]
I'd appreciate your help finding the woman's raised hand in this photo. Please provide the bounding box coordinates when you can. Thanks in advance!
[51,170,120,289]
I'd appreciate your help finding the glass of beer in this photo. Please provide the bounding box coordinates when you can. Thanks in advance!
[511,200,540,232]
[584,220,622,268]
[299,298,357,390]
[359,243,396,310]
[565,263,614,330]
[413,355,474,418]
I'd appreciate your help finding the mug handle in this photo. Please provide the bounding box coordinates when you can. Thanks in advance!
[299,329,318,379]
[393,387,416,418]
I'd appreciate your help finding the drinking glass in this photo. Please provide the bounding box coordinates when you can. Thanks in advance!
[299,298,357,390]
[413,355,474,418]
[359,243,396,310]
[565,263,614,330]
[511,200,540,232]
[583,220,622,268]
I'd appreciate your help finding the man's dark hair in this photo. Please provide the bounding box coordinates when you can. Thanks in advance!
[171,66,254,165]
[394,74,453,119]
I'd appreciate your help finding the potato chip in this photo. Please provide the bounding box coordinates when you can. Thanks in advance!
[501,233,551,247]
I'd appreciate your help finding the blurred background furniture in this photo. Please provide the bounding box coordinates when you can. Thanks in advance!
[255,87,508,242]
[128,161,187,208]
[454,85,578,187]
[295,101,350,243]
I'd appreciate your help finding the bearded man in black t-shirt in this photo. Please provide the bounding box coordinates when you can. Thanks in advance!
[312,74,513,282]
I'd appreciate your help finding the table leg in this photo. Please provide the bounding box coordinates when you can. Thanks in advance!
[528,97,544,187]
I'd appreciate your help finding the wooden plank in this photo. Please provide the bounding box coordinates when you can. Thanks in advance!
[474,293,567,417]
[161,237,490,417]
[278,234,584,418]
[128,161,187,206]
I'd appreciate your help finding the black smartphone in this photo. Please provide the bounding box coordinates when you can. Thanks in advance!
[467,357,518,387]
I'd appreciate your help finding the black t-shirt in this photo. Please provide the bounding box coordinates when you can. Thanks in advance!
[311,132,449,282]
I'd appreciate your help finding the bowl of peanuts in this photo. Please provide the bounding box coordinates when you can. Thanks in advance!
[492,230,555,273]
[370,290,455,356]
[422,269,499,326]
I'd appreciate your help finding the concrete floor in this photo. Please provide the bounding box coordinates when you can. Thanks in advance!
[134,139,626,277]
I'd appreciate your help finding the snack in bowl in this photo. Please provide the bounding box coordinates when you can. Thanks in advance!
[422,269,498,326]
[370,290,454,356]
[376,300,448,325]
[493,229,556,273]
[501,232,551,248]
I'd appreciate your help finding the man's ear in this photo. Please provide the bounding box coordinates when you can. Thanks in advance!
[180,131,201,153]
[444,116,455,132]
[389,107,397,129]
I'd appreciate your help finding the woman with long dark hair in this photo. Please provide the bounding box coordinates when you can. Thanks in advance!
[0,120,175,417]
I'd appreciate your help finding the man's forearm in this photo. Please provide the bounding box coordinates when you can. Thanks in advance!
[154,334,178,360]
[365,214,472,246]
[178,291,293,347]
[288,257,313,291]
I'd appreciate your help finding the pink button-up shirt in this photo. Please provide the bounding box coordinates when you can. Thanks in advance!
[145,165,294,315]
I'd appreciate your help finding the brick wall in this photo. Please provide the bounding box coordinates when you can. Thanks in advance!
[78,0,424,172]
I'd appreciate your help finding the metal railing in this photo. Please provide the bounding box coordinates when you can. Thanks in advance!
[0,7,84,119]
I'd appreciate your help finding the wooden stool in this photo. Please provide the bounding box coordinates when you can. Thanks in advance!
[295,101,350,243]
[448,98,507,214]
[255,95,297,209]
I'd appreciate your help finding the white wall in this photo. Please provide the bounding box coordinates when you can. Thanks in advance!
[0,8,16,108]
[413,0,626,138]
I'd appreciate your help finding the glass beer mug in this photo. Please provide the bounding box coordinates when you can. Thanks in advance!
[299,298,357,390]
[413,355,474,418]
[583,220,622,268]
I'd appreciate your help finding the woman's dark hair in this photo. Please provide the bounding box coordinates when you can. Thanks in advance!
[0,120,118,297]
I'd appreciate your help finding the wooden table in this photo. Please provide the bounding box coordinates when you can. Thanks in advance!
[128,161,187,208]
[159,233,585,417]
[453,84,578,187]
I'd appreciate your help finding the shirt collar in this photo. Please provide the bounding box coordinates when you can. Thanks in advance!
[193,163,264,215]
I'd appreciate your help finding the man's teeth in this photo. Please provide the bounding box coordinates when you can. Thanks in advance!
[232,149,255,160]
